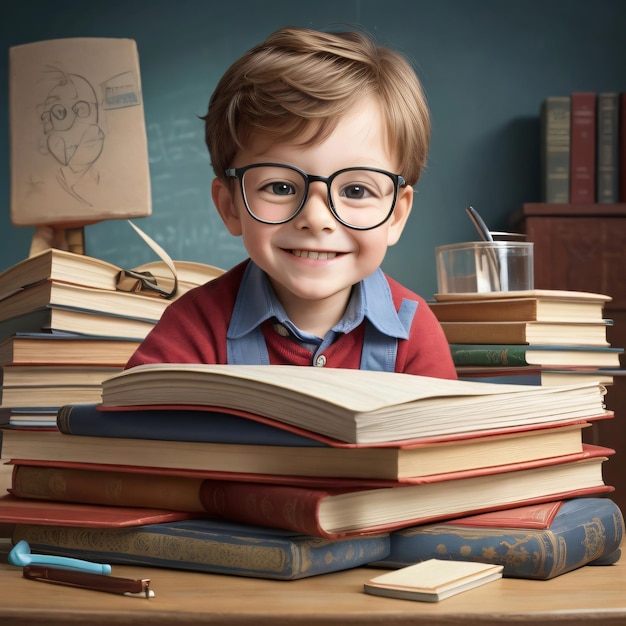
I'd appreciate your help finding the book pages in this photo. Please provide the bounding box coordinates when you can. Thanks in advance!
[9,38,151,227]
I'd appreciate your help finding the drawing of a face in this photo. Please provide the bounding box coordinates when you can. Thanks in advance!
[40,70,105,205]
[41,73,102,166]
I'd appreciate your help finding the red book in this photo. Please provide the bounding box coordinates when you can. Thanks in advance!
[4,446,614,539]
[569,92,597,203]
[0,494,197,527]
[197,445,614,538]
[617,93,626,202]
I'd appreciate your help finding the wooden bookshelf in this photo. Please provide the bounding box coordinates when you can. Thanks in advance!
[512,203,626,514]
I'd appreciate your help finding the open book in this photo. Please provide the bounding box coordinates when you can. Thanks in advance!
[101,364,609,444]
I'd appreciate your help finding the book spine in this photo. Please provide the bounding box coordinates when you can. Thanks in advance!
[200,480,333,538]
[11,522,390,580]
[541,96,570,203]
[373,498,624,579]
[596,93,619,203]
[457,372,542,386]
[448,345,530,367]
[10,465,207,512]
[569,92,596,203]
[620,93,626,202]
[57,403,325,447]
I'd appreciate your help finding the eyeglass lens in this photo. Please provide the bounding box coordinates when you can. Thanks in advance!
[240,165,397,228]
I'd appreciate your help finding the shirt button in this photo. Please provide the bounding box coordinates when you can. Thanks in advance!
[314,354,327,367]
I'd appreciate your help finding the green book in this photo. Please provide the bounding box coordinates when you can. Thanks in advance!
[541,96,570,203]
[448,344,623,368]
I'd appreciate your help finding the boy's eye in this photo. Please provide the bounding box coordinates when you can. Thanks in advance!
[339,183,376,200]
[262,181,296,196]
[342,184,368,200]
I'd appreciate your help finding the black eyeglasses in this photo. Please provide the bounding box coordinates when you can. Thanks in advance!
[225,163,407,230]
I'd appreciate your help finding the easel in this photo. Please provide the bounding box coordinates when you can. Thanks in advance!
[29,225,85,256]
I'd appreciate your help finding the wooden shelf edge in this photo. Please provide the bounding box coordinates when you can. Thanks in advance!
[522,202,626,216]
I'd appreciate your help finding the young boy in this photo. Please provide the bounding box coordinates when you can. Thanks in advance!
[126,26,456,378]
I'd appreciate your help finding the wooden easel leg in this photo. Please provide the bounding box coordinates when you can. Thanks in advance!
[29,226,86,256]
[65,227,86,255]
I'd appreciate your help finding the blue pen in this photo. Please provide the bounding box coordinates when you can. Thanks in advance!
[8,540,112,575]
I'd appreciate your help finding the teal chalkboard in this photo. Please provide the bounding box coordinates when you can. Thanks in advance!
[2,0,626,298]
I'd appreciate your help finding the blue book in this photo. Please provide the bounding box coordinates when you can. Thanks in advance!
[370,498,623,580]
[12,518,390,580]
[57,402,326,446]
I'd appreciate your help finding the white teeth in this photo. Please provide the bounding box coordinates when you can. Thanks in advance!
[292,250,338,260]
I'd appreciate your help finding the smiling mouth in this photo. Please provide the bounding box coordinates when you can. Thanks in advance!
[291,250,339,260]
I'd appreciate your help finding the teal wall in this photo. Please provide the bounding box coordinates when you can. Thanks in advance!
[2,0,625,298]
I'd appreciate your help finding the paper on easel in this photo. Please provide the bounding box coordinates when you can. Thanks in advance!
[9,37,151,228]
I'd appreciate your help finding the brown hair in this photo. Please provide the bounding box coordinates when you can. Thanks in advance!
[203,26,430,186]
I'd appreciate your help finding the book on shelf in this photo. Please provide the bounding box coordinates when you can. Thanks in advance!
[11,517,390,581]
[438,320,611,347]
[363,559,503,602]
[9,412,600,498]
[371,497,624,580]
[618,92,626,202]
[540,96,570,203]
[448,343,623,368]
[596,92,620,203]
[4,445,611,539]
[455,365,615,387]
[569,92,596,204]
[429,290,610,323]
[97,364,609,444]
[0,307,155,342]
[1,364,121,387]
[0,333,141,367]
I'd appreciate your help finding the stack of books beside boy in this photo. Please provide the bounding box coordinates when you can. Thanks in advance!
[428,289,624,387]
[0,363,623,581]
[0,248,223,428]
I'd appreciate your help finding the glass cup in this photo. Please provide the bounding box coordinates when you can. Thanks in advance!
[435,241,534,294]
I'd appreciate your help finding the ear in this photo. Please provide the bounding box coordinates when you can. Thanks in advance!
[212,178,242,236]
[386,184,413,246]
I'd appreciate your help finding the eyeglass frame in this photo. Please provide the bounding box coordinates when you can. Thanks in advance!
[224,163,407,231]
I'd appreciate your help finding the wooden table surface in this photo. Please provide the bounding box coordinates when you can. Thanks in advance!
[1,539,625,626]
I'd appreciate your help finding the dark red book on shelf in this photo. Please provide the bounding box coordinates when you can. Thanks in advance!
[569,92,596,203]
[620,93,626,202]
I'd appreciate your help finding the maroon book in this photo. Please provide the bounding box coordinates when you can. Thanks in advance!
[569,92,597,203]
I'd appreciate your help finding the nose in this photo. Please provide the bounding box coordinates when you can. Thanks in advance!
[292,181,336,233]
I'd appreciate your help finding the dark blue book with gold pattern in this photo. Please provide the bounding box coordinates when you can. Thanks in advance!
[12,518,390,580]
[371,498,623,579]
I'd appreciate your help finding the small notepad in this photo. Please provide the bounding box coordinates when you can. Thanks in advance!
[363,559,503,602]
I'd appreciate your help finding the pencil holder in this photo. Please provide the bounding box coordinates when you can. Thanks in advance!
[435,241,534,294]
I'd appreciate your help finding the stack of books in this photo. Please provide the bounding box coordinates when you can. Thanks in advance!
[0,248,223,427]
[428,289,624,387]
[1,363,622,580]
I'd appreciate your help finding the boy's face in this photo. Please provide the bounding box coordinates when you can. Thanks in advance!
[212,97,413,330]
